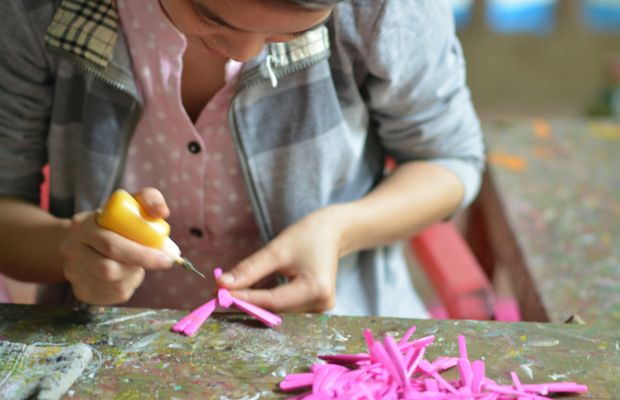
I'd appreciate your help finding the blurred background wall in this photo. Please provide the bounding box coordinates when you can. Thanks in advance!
[456,0,619,117]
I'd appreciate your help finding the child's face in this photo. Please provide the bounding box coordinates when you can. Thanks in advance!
[158,0,333,61]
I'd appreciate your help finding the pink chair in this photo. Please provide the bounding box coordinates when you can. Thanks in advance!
[411,223,496,320]
[382,157,504,320]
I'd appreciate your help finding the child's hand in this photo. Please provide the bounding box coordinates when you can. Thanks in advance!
[59,188,173,305]
[217,206,344,313]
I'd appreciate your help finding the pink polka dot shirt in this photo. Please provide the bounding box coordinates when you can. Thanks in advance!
[117,0,263,309]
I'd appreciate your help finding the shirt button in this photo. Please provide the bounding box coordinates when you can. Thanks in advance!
[189,227,203,238]
[187,141,201,154]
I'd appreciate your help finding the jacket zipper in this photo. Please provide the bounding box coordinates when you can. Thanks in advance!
[228,55,329,242]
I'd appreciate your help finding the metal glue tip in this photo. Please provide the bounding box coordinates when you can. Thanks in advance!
[179,258,206,279]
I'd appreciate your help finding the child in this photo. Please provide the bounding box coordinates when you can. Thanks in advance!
[0,0,484,318]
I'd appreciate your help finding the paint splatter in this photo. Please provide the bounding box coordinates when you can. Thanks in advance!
[589,121,620,141]
[488,151,528,172]
[528,338,560,348]
[533,119,552,139]
[97,310,157,326]
[519,363,534,379]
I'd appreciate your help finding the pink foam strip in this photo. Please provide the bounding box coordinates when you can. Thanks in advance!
[318,365,348,392]
[431,356,459,371]
[402,347,416,372]
[363,329,375,351]
[312,364,331,394]
[418,359,459,395]
[283,372,315,381]
[370,342,402,387]
[458,359,473,388]
[458,335,468,360]
[171,299,217,333]
[384,335,410,390]
[522,383,588,393]
[181,299,217,336]
[217,288,233,308]
[276,326,588,399]
[471,360,485,393]
[398,325,417,346]
[318,354,369,364]
[230,296,282,327]
[406,347,426,378]
[485,383,541,396]
[400,335,435,352]
[214,268,223,279]
[279,373,314,391]
[510,371,526,394]
[425,378,439,392]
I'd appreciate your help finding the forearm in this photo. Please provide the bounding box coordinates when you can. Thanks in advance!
[0,199,70,282]
[335,161,465,257]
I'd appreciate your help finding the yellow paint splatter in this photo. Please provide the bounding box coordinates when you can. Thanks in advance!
[589,122,620,141]
[520,335,527,342]
[509,348,521,358]
[488,152,528,172]
[533,119,552,139]
[599,341,609,350]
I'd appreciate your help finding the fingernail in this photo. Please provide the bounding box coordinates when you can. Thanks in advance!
[148,200,164,210]
[157,253,173,268]
[220,273,234,284]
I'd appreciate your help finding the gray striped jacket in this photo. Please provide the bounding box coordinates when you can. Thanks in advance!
[0,0,484,317]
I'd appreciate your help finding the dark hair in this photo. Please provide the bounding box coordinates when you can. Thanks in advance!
[282,0,343,10]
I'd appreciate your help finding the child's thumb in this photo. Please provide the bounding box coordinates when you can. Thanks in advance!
[218,246,281,289]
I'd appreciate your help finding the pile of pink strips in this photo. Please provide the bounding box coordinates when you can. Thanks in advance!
[280,326,587,399]
[171,268,282,336]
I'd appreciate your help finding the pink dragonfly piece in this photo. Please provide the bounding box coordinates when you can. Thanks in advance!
[172,268,282,336]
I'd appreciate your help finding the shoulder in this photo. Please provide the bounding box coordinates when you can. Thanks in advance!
[0,1,57,55]
[0,0,57,31]
[329,0,454,47]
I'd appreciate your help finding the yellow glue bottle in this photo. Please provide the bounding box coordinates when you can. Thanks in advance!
[96,189,205,279]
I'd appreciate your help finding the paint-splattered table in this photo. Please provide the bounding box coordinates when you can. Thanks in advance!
[0,304,619,398]
[468,118,620,323]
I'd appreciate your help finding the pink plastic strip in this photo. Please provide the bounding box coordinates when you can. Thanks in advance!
[398,325,417,346]
[471,360,485,393]
[172,268,283,335]
[458,358,473,388]
[230,297,282,327]
[406,347,426,378]
[177,299,217,336]
[400,335,436,352]
[458,335,468,360]
[217,288,234,308]
[171,299,217,333]
[318,354,369,364]
[384,335,410,390]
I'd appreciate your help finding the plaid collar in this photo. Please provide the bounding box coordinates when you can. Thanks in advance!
[269,25,330,68]
[44,0,330,71]
[45,0,119,69]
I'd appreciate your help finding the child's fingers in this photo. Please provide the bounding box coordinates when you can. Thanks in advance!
[79,213,173,270]
[218,245,285,289]
[133,187,170,219]
[69,268,145,305]
[230,277,335,313]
